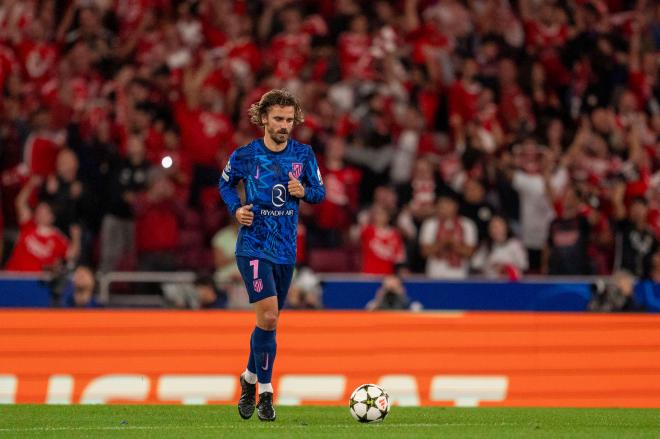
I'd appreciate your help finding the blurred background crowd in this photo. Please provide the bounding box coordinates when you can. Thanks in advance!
[0,0,659,308]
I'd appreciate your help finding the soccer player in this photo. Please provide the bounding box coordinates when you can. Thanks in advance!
[219,89,325,421]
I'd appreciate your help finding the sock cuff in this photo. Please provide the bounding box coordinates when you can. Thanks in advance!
[253,326,276,343]
[258,382,274,394]
[243,369,258,384]
[254,326,275,335]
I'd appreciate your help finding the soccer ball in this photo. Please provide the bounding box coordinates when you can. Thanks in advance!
[349,384,390,423]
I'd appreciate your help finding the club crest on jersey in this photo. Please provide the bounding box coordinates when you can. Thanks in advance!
[292,163,303,179]
[253,279,263,293]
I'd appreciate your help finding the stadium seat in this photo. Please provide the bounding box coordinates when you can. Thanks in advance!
[308,248,358,273]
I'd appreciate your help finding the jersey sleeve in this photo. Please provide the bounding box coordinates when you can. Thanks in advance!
[218,149,245,215]
[302,147,325,204]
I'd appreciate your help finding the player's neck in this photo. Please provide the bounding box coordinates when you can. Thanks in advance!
[262,135,288,152]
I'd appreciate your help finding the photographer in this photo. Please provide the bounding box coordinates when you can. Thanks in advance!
[163,274,227,310]
[587,270,643,312]
[366,275,422,311]
[287,267,322,310]
[61,266,100,308]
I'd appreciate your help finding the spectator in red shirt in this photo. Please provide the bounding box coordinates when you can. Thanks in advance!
[498,58,534,136]
[338,14,374,80]
[260,5,312,80]
[361,205,405,275]
[174,55,234,207]
[449,57,481,136]
[5,175,70,272]
[17,19,58,87]
[134,169,184,272]
[114,0,158,40]
[220,14,261,78]
[0,43,18,91]
[647,182,660,240]
[628,20,657,112]
[22,107,65,177]
[312,135,362,247]
[520,0,570,87]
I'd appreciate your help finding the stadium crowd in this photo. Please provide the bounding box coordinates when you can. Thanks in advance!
[1,0,659,302]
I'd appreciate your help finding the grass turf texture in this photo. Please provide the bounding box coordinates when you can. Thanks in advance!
[1,405,658,438]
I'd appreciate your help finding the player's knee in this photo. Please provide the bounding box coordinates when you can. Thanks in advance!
[259,310,279,330]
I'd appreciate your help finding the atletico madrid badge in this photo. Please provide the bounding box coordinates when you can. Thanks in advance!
[291,163,303,179]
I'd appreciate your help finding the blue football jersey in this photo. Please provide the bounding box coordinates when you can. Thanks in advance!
[219,138,325,264]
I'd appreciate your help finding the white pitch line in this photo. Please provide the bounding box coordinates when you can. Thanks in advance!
[2,421,647,433]
[0,423,474,432]
[0,422,537,432]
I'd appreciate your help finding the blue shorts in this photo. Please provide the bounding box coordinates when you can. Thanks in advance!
[236,256,294,310]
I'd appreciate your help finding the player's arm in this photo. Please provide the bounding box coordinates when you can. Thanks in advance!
[219,152,254,226]
[219,151,245,217]
[299,149,326,204]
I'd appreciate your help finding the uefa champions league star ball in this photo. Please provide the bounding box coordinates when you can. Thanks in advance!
[349,384,391,423]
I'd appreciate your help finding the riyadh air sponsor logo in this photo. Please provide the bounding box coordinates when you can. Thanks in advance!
[260,209,294,216]
[272,184,287,207]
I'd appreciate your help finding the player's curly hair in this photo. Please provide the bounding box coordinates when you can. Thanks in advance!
[248,89,305,127]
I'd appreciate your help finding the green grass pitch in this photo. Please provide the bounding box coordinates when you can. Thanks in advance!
[0,405,658,438]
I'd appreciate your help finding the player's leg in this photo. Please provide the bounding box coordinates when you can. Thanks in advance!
[250,263,295,421]
[237,328,258,419]
[253,295,278,421]
[235,257,278,420]
[274,264,296,311]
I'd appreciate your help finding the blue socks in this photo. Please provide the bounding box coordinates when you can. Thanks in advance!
[251,326,277,391]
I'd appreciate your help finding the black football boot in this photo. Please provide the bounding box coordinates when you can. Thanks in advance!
[256,392,276,421]
[237,375,256,419]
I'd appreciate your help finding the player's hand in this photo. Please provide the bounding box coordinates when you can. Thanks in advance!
[288,172,305,198]
[236,204,254,226]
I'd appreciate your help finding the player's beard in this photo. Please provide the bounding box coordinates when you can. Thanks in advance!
[267,127,289,145]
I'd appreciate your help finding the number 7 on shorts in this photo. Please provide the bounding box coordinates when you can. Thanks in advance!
[249,259,259,279]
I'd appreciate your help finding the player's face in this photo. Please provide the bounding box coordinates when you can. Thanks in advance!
[263,105,295,145]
